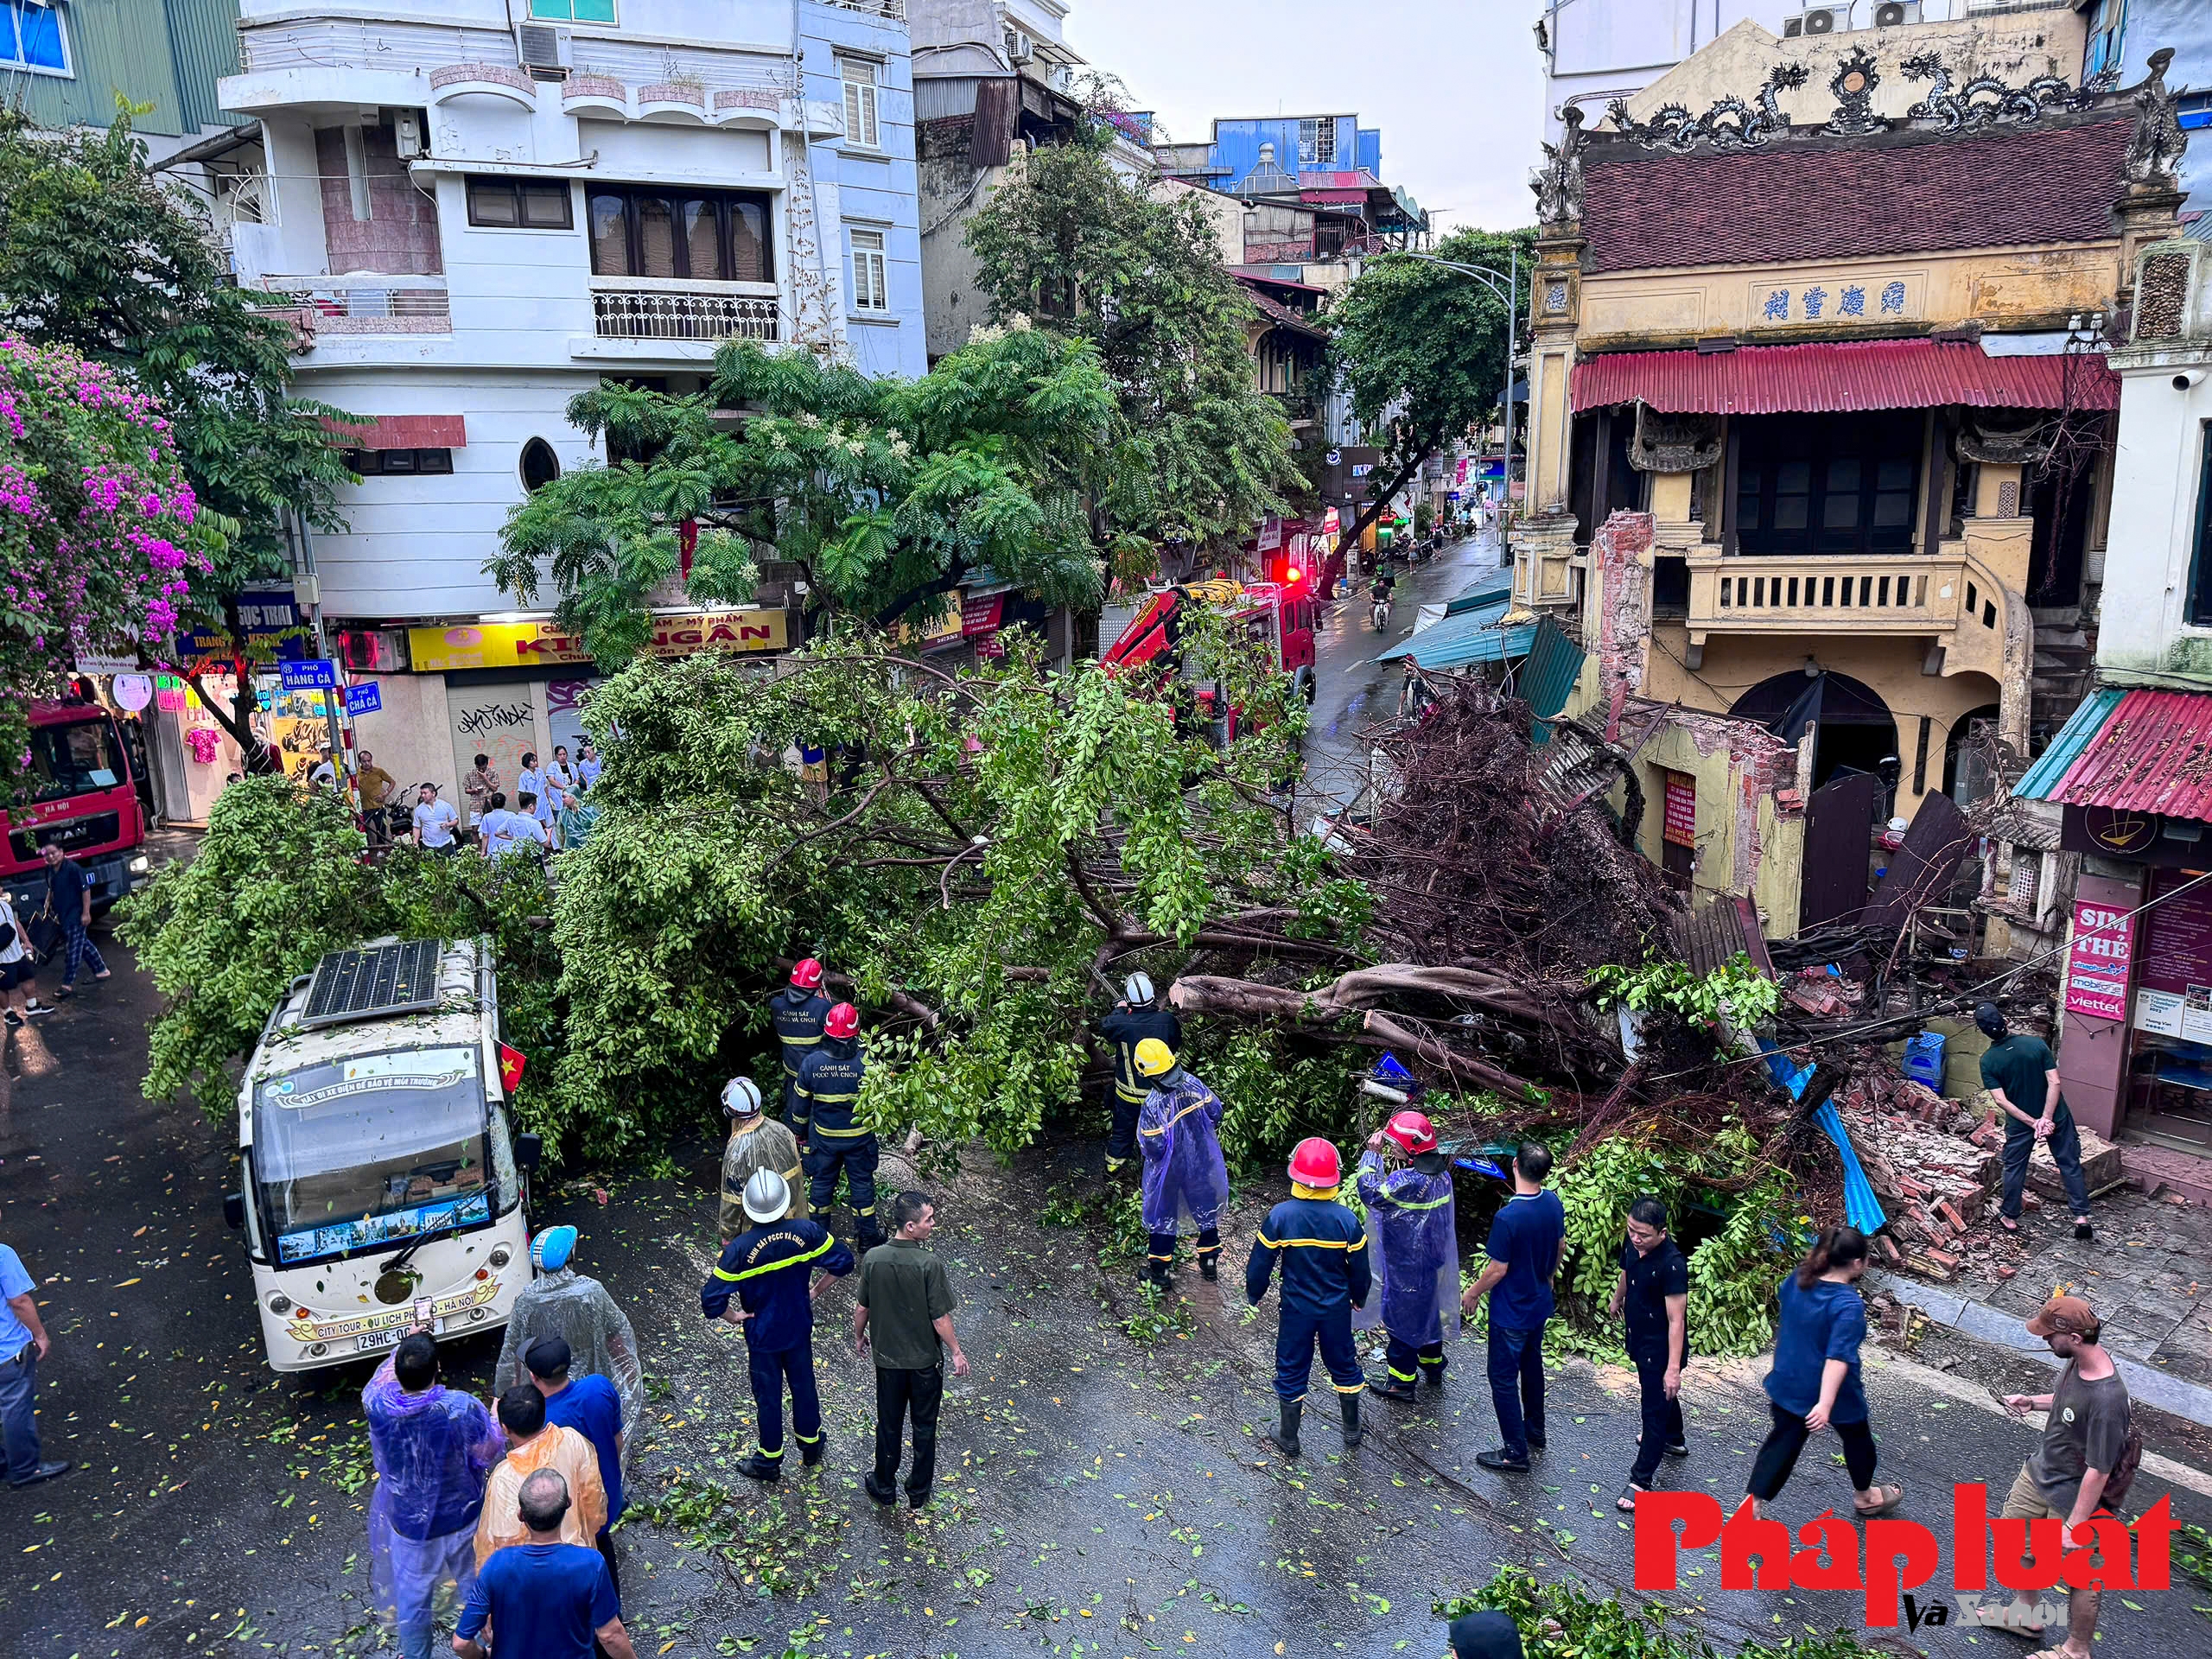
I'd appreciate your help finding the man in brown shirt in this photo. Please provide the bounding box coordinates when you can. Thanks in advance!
[853,1192,968,1509]
[356,750,397,847]
[1999,1294,2131,1657]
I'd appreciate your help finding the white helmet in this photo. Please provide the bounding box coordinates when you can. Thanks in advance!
[742,1167,791,1224]
[1122,971,1155,1007]
[721,1076,764,1118]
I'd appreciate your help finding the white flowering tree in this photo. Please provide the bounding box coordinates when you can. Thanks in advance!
[488,329,1121,661]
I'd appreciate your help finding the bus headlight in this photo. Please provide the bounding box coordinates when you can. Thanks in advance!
[487,1246,512,1269]
[266,1293,293,1316]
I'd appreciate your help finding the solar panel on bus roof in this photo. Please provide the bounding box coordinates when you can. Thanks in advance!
[298,938,445,1030]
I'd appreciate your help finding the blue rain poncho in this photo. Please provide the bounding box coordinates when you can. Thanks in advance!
[1137,1068,1230,1236]
[1352,1149,1461,1344]
[363,1354,503,1659]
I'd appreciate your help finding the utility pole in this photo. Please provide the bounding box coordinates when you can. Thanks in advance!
[1393,249,1518,505]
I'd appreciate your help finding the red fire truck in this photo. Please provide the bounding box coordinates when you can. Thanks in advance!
[3,700,152,922]
[1103,576,1323,740]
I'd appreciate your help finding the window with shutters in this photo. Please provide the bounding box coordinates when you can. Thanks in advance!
[586,187,773,282]
[841,59,880,152]
[849,228,888,312]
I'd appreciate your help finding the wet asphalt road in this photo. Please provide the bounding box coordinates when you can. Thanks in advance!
[5,944,2211,1659]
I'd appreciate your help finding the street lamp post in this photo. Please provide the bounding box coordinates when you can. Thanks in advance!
[1391,248,1519,515]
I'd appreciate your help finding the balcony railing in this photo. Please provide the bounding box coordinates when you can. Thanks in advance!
[591,283,781,343]
[817,0,906,16]
[258,275,451,335]
[1685,549,2008,648]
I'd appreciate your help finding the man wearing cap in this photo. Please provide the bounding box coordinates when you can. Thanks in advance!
[1247,1138,1371,1459]
[1133,1039,1230,1291]
[1096,973,1180,1177]
[718,1077,806,1243]
[795,1002,880,1251]
[770,961,834,1122]
[1976,1002,2094,1241]
[702,1169,855,1484]
[1999,1295,2133,1658]
[1357,1112,1459,1403]
[528,1337,626,1599]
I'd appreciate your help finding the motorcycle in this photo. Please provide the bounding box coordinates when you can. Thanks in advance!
[1370,594,1393,632]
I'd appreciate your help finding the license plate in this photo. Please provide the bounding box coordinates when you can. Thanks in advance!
[355,1328,401,1353]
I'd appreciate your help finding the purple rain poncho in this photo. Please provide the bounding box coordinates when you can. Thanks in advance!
[362,1354,503,1659]
[1137,1069,1230,1236]
[1351,1149,1462,1344]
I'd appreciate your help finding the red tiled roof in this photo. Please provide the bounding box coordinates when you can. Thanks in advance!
[1571,337,2117,415]
[2028,690,2212,818]
[1235,276,1327,339]
[1582,118,2134,273]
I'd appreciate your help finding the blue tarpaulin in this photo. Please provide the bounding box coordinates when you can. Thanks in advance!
[1758,1040,1887,1236]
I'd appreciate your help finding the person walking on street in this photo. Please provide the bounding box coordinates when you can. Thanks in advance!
[1977,1001,2094,1241]
[0,1238,66,1488]
[1610,1197,1689,1511]
[1997,1294,2136,1658]
[0,891,54,1027]
[1356,1111,1459,1402]
[493,1228,644,1439]
[794,1001,880,1251]
[1462,1142,1565,1472]
[357,751,397,847]
[1246,1138,1371,1459]
[718,1077,806,1242]
[1096,973,1179,1178]
[412,784,461,855]
[1745,1225,1901,1518]
[854,1191,968,1508]
[770,960,834,1120]
[1133,1039,1230,1290]
[37,838,108,998]
[364,1332,502,1659]
[474,1386,607,1565]
[527,1338,626,1599]
[454,1469,636,1659]
[703,1170,855,1484]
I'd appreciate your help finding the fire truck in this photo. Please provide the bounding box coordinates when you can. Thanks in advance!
[1103,573,1323,741]
[3,699,153,921]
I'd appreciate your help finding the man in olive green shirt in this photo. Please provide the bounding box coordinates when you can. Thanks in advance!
[1975,1001,2093,1238]
[853,1192,968,1508]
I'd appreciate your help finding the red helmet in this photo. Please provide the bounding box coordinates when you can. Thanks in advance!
[1287,1137,1341,1188]
[823,1001,860,1040]
[791,957,824,989]
[1382,1110,1438,1155]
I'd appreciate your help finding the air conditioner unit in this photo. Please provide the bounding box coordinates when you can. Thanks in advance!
[1004,29,1034,63]
[515,23,573,80]
[394,110,424,159]
[1782,5,1850,36]
[1871,1,1920,25]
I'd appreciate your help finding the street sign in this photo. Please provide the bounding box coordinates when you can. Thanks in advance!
[344,682,383,716]
[280,658,340,691]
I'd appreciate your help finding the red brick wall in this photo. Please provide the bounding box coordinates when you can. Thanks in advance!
[315,125,443,276]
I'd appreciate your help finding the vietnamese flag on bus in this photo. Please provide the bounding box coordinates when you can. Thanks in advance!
[498,1043,527,1094]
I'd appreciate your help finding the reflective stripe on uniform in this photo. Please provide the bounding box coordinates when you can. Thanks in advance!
[755,1444,784,1459]
[1383,1192,1452,1212]
[1389,1365,1417,1382]
[810,1122,872,1139]
[711,1234,835,1283]
[1138,1100,1210,1137]
[808,1091,859,1104]
[1332,1379,1366,1394]
[1254,1232,1365,1250]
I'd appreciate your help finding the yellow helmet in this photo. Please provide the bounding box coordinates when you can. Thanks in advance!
[1134,1038,1178,1078]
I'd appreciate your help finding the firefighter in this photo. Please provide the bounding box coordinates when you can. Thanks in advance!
[770,959,834,1120]
[702,1169,855,1483]
[1247,1137,1371,1459]
[1133,1038,1229,1290]
[794,1001,880,1251]
[1356,1110,1460,1402]
[718,1077,806,1242]
[1096,973,1180,1177]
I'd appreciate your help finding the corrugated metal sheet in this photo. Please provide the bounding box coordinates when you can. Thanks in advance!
[2012,688,2212,817]
[1518,617,1585,725]
[1444,567,1515,617]
[2016,687,2125,801]
[1375,605,1534,670]
[1571,338,2118,416]
[165,0,245,135]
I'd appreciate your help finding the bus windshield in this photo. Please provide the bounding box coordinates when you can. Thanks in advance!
[253,1046,492,1267]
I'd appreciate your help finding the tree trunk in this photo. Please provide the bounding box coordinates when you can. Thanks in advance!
[1331,435,1437,571]
[186,658,278,775]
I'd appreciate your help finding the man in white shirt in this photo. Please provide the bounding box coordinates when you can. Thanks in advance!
[0,893,54,1028]
[482,794,550,861]
[411,784,461,855]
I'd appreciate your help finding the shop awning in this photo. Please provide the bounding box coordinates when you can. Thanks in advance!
[2016,688,2212,817]
[1376,602,1533,670]
[326,415,469,449]
[1571,338,2117,416]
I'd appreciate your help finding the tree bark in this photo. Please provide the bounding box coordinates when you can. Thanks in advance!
[186,658,278,774]
[1331,431,1439,571]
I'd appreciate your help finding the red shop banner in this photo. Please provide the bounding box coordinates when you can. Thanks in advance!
[2063,897,2134,1022]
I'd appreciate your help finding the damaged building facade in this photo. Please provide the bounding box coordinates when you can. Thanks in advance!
[1510,22,2183,940]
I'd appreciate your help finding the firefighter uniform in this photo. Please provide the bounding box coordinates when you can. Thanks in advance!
[770,984,834,1118]
[1354,1148,1459,1391]
[702,1215,855,1470]
[793,1034,879,1248]
[1098,1004,1180,1173]
[1246,1189,1371,1403]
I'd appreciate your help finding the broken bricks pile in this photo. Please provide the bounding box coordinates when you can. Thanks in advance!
[1838,1066,1999,1279]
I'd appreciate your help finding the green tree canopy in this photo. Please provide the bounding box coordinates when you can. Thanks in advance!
[489,327,1118,662]
[963,127,1302,566]
[1325,226,1531,561]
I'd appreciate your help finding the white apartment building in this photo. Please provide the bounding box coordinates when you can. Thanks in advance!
[196,0,928,795]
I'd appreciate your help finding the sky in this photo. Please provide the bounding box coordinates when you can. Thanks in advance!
[1063,0,1548,235]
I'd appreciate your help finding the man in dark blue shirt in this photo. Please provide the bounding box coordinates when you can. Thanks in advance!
[528,1337,626,1598]
[1246,1138,1372,1460]
[1096,973,1180,1177]
[1608,1196,1689,1509]
[454,1468,633,1659]
[769,961,833,1121]
[38,840,108,995]
[1462,1142,1565,1472]
[702,1168,855,1484]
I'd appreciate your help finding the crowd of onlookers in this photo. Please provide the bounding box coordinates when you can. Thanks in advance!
[395,742,602,862]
